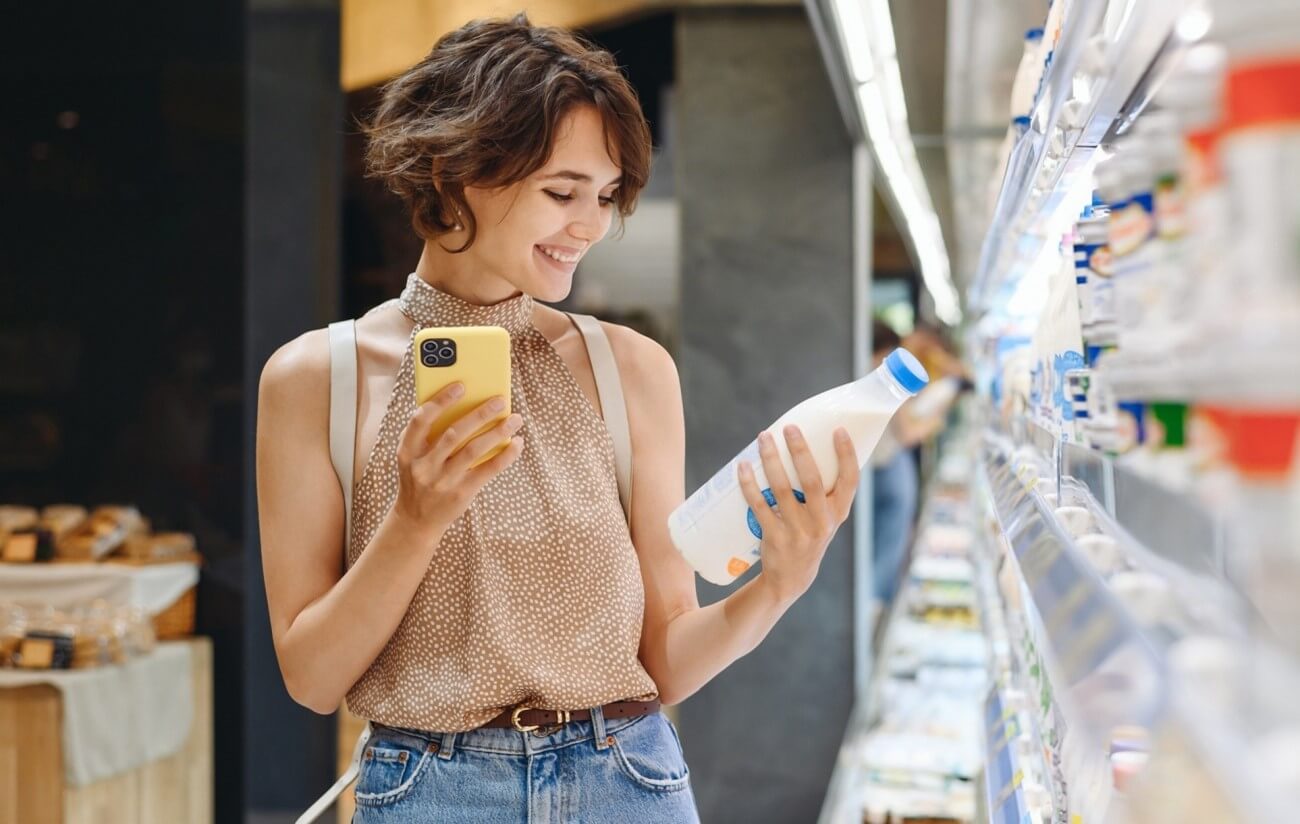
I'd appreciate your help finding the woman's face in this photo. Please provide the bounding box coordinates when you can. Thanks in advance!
[459,104,623,303]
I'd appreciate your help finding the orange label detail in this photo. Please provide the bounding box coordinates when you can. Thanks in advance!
[727,557,751,577]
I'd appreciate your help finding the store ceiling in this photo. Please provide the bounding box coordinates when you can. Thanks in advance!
[890,0,1042,292]
[341,0,800,91]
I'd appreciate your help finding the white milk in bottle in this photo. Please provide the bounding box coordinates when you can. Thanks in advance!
[669,348,929,585]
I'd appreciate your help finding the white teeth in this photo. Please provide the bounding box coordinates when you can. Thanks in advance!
[538,245,579,264]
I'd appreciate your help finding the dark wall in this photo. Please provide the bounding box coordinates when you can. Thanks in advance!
[1,2,246,821]
[675,8,857,823]
[244,0,343,816]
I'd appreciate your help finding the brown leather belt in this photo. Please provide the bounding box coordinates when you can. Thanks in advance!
[480,699,661,733]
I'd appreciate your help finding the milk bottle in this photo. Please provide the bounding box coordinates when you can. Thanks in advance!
[669,349,929,585]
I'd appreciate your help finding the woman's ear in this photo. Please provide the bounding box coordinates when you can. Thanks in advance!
[431,177,464,231]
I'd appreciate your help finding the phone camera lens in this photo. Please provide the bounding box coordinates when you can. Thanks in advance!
[422,340,437,353]
[438,347,455,359]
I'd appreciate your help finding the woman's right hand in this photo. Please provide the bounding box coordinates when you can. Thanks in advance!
[392,382,524,538]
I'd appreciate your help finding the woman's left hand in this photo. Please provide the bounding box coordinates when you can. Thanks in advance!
[737,425,860,606]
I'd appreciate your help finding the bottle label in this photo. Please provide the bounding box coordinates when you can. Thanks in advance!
[746,488,806,539]
[1109,193,1154,257]
[1110,191,1157,333]
[1154,173,1186,239]
[674,438,760,529]
[1077,241,1114,331]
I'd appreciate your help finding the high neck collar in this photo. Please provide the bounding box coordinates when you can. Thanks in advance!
[397,273,535,336]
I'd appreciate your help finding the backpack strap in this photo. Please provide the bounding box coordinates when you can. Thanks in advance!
[305,320,369,824]
[567,313,633,524]
[295,721,370,824]
[327,319,358,555]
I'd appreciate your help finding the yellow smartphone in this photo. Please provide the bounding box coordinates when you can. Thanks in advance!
[413,326,512,467]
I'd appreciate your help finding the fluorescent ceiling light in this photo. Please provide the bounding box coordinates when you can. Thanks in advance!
[830,0,875,83]
[831,0,963,325]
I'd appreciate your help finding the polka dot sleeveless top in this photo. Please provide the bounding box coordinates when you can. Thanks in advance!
[344,274,659,732]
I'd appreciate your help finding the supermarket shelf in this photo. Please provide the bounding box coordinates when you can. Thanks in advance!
[971,1,1195,311]
[1045,436,1224,582]
[820,463,989,824]
[983,427,1300,821]
[1162,644,1300,824]
[1100,348,1300,407]
[818,547,928,824]
[1109,463,1223,578]
[982,686,1041,824]
[983,438,1166,738]
[817,700,873,824]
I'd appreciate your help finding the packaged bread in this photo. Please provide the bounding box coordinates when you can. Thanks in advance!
[0,506,39,552]
[3,528,56,563]
[39,505,88,540]
[118,531,199,564]
[18,630,75,669]
[0,506,38,533]
[58,505,148,561]
[91,505,149,535]
[0,605,26,667]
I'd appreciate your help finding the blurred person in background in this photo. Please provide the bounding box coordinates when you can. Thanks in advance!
[870,319,965,623]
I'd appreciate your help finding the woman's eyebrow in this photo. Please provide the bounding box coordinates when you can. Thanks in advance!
[541,170,622,186]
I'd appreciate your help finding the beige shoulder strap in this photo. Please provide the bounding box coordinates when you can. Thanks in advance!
[305,320,369,824]
[568,313,633,523]
[327,320,358,554]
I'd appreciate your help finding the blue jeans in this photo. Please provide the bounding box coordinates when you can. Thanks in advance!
[350,707,700,823]
[872,448,918,605]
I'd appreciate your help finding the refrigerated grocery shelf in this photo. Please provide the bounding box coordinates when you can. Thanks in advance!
[971,0,1197,311]
[1023,420,1225,579]
[819,454,991,824]
[980,436,1155,821]
[980,425,1300,822]
[1099,350,1300,406]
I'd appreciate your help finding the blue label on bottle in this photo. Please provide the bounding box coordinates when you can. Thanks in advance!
[1053,352,1085,421]
[747,487,806,539]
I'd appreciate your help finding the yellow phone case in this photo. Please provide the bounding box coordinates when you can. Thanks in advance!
[413,326,512,467]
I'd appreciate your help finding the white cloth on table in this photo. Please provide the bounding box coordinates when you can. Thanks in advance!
[0,561,198,615]
[0,641,194,786]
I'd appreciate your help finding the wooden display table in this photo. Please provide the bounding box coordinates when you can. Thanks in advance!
[0,637,212,824]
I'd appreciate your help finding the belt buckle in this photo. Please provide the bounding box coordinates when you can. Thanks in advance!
[511,706,570,736]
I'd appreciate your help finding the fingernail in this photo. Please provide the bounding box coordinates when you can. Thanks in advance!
[785,425,801,440]
[489,397,506,413]
[507,415,523,430]
[449,383,465,398]
[759,432,772,445]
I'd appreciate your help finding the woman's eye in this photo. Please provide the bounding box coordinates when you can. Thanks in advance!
[546,190,615,207]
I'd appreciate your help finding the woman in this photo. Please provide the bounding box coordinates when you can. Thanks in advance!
[256,15,861,822]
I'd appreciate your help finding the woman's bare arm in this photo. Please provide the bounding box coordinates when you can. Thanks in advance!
[256,330,452,714]
[610,327,852,706]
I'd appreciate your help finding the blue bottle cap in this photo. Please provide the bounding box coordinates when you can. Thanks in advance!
[885,348,929,395]
[1026,27,1044,40]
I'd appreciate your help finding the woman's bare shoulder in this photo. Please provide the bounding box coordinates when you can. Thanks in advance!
[260,301,410,396]
[600,320,678,390]
[260,328,330,400]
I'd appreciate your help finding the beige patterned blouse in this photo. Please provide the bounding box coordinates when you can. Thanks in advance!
[343,274,659,732]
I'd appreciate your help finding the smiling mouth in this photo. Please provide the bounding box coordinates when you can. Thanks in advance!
[535,244,582,265]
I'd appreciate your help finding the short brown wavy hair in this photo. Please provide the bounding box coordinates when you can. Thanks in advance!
[361,13,653,251]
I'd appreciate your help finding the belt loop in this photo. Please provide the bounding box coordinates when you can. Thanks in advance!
[437,731,457,761]
[591,704,611,751]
